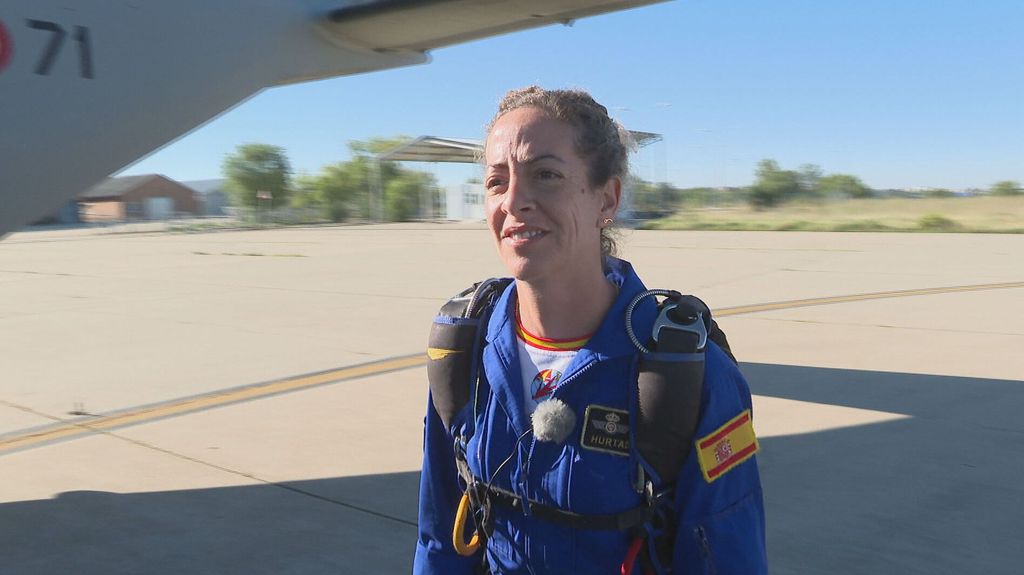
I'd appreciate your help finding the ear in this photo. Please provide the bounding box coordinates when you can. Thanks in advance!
[598,176,622,223]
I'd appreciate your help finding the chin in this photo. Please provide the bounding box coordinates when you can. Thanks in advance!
[504,261,533,282]
[501,253,547,283]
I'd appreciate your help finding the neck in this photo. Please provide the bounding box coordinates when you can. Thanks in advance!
[516,265,617,340]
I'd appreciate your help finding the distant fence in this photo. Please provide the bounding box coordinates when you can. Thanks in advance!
[223,206,326,225]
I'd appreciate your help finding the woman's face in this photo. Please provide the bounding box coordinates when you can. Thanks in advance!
[484,107,620,283]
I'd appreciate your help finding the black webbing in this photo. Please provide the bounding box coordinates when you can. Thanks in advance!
[480,484,657,532]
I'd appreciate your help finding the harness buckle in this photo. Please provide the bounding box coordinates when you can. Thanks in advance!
[652,300,708,352]
[625,289,709,354]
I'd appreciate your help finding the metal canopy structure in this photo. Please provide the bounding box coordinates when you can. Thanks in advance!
[628,131,663,148]
[376,136,483,163]
[376,131,662,164]
[372,131,663,220]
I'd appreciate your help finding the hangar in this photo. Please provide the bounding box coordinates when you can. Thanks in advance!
[78,175,201,222]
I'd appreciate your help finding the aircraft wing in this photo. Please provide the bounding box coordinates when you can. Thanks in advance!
[0,0,668,237]
[325,0,668,52]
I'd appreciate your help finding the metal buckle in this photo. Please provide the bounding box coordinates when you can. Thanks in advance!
[652,302,707,352]
[626,289,709,354]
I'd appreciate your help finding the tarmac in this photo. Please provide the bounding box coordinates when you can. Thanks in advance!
[1,223,1022,574]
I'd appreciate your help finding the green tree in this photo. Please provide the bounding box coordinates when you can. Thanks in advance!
[654,182,679,208]
[222,144,292,208]
[314,161,369,221]
[628,177,658,214]
[748,159,800,209]
[349,137,414,220]
[289,173,321,209]
[990,180,1022,196]
[626,177,681,217]
[797,164,823,198]
[818,174,873,199]
[678,187,713,208]
[385,172,435,221]
[716,187,747,206]
[296,136,435,222]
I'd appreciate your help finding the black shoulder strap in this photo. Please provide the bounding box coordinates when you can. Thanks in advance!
[426,278,512,432]
[635,293,737,485]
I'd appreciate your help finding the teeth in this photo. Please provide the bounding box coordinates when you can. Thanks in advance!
[511,230,543,240]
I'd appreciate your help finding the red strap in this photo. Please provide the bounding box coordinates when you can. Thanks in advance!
[621,536,645,575]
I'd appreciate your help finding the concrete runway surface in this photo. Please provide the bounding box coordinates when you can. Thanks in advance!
[1,223,1022,574]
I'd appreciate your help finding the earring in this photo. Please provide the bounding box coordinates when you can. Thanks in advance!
[602,218,614,226]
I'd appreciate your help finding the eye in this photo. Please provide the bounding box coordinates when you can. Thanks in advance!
[485,177,507,193]
[536,169,562,181]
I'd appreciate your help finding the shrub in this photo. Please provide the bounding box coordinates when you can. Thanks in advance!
[990,180,1021,197]
[917,214,959,231]
[833,220,890,232]
[776,220,816,231]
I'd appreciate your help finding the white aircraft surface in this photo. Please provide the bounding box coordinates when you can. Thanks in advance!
[0,0,666,237]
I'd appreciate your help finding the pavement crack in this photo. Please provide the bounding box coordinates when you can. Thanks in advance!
[0,399,66,423]
[0,268,78,277]
[100,429,418,528]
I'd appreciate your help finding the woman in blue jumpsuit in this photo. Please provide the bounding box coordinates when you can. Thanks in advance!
[415,87,767,574]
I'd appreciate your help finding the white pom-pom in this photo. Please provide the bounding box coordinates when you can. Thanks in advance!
[532,398,577,444]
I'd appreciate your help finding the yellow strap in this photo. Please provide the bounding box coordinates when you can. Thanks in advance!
[452,492,482,556]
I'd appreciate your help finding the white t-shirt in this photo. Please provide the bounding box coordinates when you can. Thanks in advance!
[515,311,591,415]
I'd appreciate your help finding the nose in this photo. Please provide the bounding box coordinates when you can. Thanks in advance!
[502,171,534,215]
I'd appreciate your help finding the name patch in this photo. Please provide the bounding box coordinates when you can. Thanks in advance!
[580,405,631,456]
[696,410,759,483]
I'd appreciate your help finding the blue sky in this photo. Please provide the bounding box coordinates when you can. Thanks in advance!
[121,0,1023,191]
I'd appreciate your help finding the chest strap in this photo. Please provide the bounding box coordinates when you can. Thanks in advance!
[478,482,663,531]
[454,440,665,543]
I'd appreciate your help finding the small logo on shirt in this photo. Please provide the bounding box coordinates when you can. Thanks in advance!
[531,369,562,401]
[603,412,623,434]
[580,405,631,457]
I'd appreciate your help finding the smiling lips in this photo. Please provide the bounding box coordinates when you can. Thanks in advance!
[503,227,547,244]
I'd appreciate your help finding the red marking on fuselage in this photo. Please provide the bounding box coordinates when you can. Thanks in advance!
[0,20,12,73]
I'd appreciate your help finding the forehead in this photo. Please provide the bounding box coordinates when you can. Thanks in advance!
[485,107,579,165]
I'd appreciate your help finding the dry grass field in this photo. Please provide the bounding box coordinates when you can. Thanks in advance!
[645,196,1024,233]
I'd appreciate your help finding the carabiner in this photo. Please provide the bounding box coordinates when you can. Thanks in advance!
[452,491,482,556]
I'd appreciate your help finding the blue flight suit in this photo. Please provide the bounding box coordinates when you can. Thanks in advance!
[415,258,767,574]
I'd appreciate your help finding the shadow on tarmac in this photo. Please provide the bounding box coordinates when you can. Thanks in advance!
[0,471,422,575]
[745,363,1024,575]
[2,363,1022,575]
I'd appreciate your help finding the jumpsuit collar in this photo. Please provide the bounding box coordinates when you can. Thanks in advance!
[483,257,660,438]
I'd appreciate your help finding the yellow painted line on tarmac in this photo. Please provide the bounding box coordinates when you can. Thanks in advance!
[0,353,425,455]
[716,281,1024,317]
[2,280,1022,455]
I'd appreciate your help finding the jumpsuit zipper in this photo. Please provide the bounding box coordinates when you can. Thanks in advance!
[520,358,599,496]
[519,359,598,573]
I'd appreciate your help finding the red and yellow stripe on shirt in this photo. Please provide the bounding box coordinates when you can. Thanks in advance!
[695,410,759,483]
[515,309,590,351]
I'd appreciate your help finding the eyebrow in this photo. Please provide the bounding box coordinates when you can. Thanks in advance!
[488,154,566,169]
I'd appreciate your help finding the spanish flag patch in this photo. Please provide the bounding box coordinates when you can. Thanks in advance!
[696,410,759,483]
